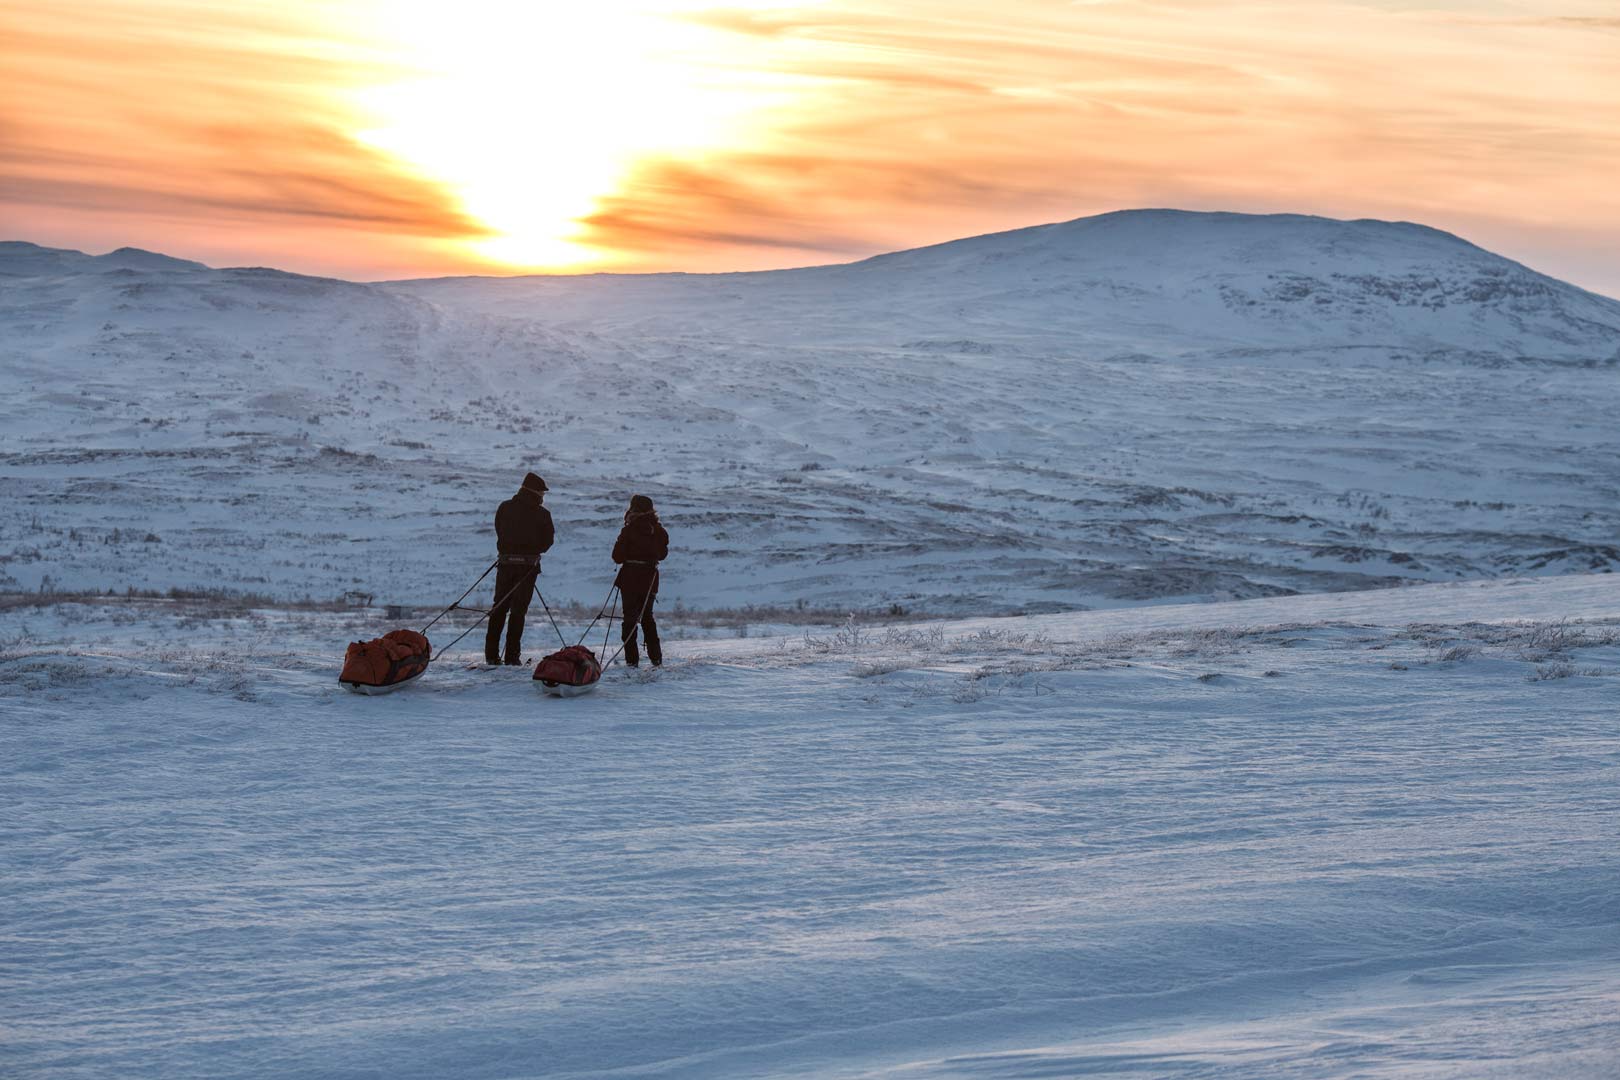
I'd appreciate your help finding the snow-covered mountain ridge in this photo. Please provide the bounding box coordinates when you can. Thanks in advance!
[400,210,1620,361]
[2,210,1617,612]
[0,239,209,277]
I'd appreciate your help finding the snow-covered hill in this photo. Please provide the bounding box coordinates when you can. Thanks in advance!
[2,211,1618,613]
[404,210,1620,362]
[0,240,208,277]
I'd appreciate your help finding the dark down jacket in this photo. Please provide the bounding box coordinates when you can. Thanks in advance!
[612,513,669,594]
[495,489,555,561]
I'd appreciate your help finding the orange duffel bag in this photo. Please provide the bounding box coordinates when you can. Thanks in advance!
[340,629,431,693]
[533,644,603,697]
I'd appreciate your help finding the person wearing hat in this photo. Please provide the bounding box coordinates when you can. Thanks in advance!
[611,494,669,667]
[486,472,555,665]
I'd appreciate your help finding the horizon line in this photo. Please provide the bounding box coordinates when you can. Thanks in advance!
[6,207,1617,304]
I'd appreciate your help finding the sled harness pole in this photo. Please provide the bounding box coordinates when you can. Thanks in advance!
[428,564,536,663]
[420,559,498,634]
[531,584,570,649]
[575,582,620,647]
[600,587,618,660]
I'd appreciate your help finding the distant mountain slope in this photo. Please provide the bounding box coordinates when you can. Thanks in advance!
[2,211,1618,611]
[398,210,1620,363]
[0,240,209,277]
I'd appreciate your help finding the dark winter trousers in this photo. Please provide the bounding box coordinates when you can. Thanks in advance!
[619,591,660,666]
[486,563,538,664]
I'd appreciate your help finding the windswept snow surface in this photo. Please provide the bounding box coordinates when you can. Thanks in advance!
[3,211,1619,614]
[5,574,1620,1078]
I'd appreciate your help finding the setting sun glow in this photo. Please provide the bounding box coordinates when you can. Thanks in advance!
[352,1,789,269]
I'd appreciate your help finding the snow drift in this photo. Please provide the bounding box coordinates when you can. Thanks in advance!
[4,574,1620,1078]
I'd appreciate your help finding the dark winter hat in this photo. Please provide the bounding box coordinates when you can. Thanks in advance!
[628,494,654,513]
[522,472,548,495]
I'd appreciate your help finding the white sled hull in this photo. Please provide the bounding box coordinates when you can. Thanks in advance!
[537,679,599,698]
[343,668,426,695]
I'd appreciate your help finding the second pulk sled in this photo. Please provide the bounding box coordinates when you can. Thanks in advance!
[532,576,655,696]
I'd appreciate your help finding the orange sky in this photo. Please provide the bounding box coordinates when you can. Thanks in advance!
[2,0,1617,293]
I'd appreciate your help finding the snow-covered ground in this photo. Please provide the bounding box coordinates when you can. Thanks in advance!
[5,574,1620,1078]
[3,211,1619,615]
[5,211,1620,1076]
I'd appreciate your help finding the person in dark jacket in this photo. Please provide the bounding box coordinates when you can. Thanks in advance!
[486,472,555,665]
[611,494,669,667]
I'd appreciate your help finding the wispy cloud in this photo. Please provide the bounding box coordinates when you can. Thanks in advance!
[1,0,1616,291]
[579,0,1620,288]
[1546,16,1620,31]
[0,0,486,272]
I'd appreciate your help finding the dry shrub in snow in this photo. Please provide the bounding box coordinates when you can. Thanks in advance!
[853,659,912,678]
[0,657,93,690]
[1168,628,1247,658]
[1527,663,1616,682]
[0,628,37,662]
[1402,618,1620,667]
[879,626,947,651]
[950,627,1053,655]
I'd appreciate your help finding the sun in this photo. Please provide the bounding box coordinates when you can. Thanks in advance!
[349,0,789,270]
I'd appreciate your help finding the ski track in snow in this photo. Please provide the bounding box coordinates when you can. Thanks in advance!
[4,574,1620,1078]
